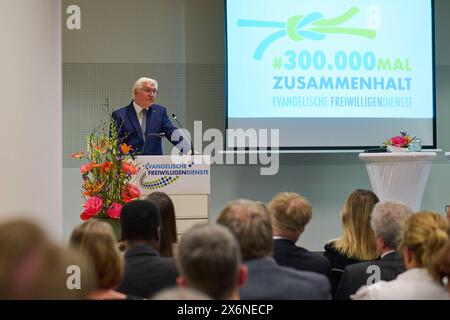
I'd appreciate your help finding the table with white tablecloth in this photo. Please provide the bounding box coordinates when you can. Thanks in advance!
[359,152,437,211]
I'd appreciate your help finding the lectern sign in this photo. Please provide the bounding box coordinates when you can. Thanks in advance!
[131,156,211,196]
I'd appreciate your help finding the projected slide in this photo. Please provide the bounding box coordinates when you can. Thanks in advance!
[226,0,435,148]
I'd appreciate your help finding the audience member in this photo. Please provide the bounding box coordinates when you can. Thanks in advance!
[324,189,379,295]
[145,191,178,257]
[0,219,95,299]
[117,200,179,298]
[152,287,211,300]
[217,199,330,300]
[429,240,450,294]
[335,201,412,299]
[175,223,247,299]
[352,211,450,299]
[69,220,136,300]
[268,192,331,277]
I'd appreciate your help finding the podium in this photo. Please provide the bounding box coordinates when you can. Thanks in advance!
[130,155,210,238]
[359,152,436,211]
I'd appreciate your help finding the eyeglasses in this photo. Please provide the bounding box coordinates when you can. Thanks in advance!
[140,88,158,95]
[445,205,450,213]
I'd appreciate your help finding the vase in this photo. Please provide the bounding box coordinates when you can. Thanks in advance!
[387,146,409,153]
[93,217,122,241]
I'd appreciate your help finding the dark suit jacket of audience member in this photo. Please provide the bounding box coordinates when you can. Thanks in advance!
[334,252,406,300]
[117,244,178,298]
[273,239,331,278]
[323,242,363,297]
[239,257,331,300]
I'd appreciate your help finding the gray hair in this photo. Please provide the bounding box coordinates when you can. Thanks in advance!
[132,77,158,98]
[177,223,242,300]
[370,201,413,249]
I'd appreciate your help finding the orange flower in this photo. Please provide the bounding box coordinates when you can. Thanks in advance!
[122,162,138,175]
[90,161,112,174]
[75,119,140,221]
[120,143,132,155]
[83,180,106,196]
[71,150,85,159]
[93,139,110,153]
[102,161,112,173]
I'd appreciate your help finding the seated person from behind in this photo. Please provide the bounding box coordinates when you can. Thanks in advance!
[69,220,138,300]
[324,189,380,296]
[145,192,178,257]
[352,211,450,300]
[268,192,331,277]
[428,240,450,295]
[117,200,179,298]
[175,223,247,300]
[335,201,412,300]
[217,199,331,300]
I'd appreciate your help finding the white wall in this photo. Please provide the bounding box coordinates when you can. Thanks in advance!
[0,0,62,240]
[62,0,186,63]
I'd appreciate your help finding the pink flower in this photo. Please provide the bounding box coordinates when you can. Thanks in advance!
[80,162,93,174]
[107,202,123,219]
[122,184,141,203]
[390,136,408,147]
[80,196,103,221]
[127,184,141,198]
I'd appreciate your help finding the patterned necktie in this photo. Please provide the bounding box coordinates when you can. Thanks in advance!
[141,109,147,142]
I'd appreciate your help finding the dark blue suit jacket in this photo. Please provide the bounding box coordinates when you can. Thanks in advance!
[273,239,331,278]
[112,101,184,155]
[334,252,405,300]
[240,257,331,300]
[117,245,179,299]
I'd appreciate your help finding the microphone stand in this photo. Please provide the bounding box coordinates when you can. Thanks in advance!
[172,113,194,155]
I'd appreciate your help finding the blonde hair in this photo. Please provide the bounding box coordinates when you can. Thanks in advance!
[428,241,450,283]
[69,220,124,290]
[334,189,379,260]
[268,192,312,234]
[399,211,450,268]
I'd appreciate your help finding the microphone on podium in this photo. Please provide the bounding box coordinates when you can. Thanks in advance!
[172,113,194,155]
[147,132,165,138]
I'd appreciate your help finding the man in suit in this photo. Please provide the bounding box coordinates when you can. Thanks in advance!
[117,200,179,298]
[176,223,248,300]
[268,192,331,277]
[335,201,412,300]
[217,199,331,300]
[112,77,190,155]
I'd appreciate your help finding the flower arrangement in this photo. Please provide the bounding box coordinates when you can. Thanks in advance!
[72,119,140,224]
[383,130,415,148]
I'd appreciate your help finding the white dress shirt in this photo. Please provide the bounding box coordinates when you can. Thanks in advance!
[133,101,147,127]
[351,268,450,300]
